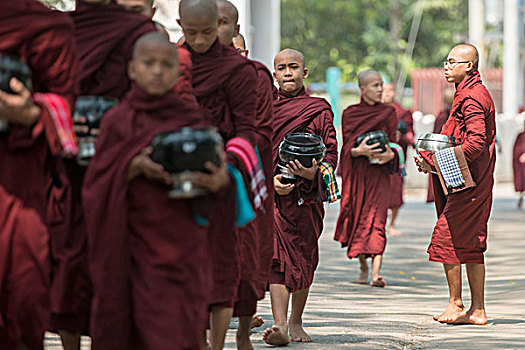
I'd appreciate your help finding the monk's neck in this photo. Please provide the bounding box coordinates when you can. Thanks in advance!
[281,86,304,97]
[362,95,378,106]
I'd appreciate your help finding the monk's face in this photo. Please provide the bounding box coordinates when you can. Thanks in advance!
[232,37,248,57]
[273,54,308,96]
[444,46,475,84]
[360,74,383,104]
[178,15,220,54]
[128,41,179,96]
[217,3,240,45]
[116,0,154,16]
[382,83,395,104]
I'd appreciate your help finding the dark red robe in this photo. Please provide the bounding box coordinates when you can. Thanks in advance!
[185,39,257,307]
[427,109,450,202]
[389,102,413,209]
[512,128,525,193]
[83,85,212,350]
[51,2,160,333]
[270,88,338,292]
[0,1,77,348]
[428,71,496,264]
[334,99,398,259]
[233,60,274,316]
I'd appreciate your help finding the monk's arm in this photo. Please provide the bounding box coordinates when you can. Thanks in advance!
[461,98,487,162]
[225,63,257,141]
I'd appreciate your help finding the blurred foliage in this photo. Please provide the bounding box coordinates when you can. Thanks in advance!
[281,0,470,83]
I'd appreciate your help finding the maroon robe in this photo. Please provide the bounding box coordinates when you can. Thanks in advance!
[389,102,413,209]
[427,110,450,202]
[334,99,398,259]
[233,61,274,316]
[427,71,496,264]
[0,2,77,348]
[50,2,158,333]
[512,129,525,192]
[83,85,212,350]
[270,88,338,292]
[185,39,257,307]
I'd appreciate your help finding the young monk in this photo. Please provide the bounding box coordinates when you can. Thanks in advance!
[217,2,274,348]
[264,48,338,345]
[0,1,77,348]
[513,124,525,208]
[415,44,495,325]
[178,1,258,349]
[232,33,249,57]
[334,70,398,288]
[382,82,413,236]
[83,32,228,350]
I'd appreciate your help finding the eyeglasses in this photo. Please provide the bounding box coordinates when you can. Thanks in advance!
[443,61,471,69]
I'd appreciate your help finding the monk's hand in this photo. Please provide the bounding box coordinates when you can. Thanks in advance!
[192,153,229,193]
[128,146,172,185]
[351,136,383,158]
[0,78,40,127]
[520,153,525,164]
[287,159,317,181]
[274,174,294,195]
[372,145,395,165]
[414,154,432,174]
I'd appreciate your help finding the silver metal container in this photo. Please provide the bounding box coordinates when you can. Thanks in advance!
[415,133,457,154]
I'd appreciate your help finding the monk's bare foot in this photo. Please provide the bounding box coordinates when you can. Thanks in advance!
[250,314,264,329]
[236,333,254,350]
[433,303,466,323]
[263,325,290,346]
[289,323,312,342]
[453,308,488,325]
[370,276,386,288]
[518,196,523,209]
[353,265,369,284]
[388,225,402,236]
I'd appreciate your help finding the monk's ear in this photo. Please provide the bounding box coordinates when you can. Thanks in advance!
[151,7,157,17]
[273,71,277,81]
[303,67,309,79]
[465,61,474,75]
[234,24,240,38]
[128,61,136,81]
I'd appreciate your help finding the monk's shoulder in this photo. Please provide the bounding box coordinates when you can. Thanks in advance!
[251,60,273,84]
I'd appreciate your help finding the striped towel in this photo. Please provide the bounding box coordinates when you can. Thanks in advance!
[33,93,77,157]
[435,147,465,189]
[319,162,341,203]
[388,142,406,177]
[226,137,267,210]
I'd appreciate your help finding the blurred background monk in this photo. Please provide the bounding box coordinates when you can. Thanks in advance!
[232,33,249,57]
[83,32,228,350]
[178,0,258,348]
[217,2,274,349]
[382,82,414,236]
[265,48,338,345]
[0,0,77,348]
[512,122,525,208]
[415,44,495,325]
[427,88,454,203]
[334,70,398,288]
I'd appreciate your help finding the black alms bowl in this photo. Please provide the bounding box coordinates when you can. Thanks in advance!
[150,126,223,174]
[0,55,32,94]
[279,132,326,168]
[356,130,389,152]
[74,96,119,134]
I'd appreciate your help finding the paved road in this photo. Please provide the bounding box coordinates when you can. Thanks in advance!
[45,184,525,349]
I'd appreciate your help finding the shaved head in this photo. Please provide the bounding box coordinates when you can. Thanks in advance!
[358,69,381,87]
[217,0,238,24]
[233,33,246,49]
[274,49,305,69]
[179,0,219,21]
[132,31,178,60]
[451,43,479,71]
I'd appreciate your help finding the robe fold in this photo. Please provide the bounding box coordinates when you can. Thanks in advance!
[185,39,257,306]
[428,71,496,264]
[427,110,450,202]
[51,3,160,333]
[334,99,398,259]
[512,128,525,193]
[233,61,274,316]
[270,88,338,292]
[0,1,77,347]
[83,85,212,350]
[389,102,413,209]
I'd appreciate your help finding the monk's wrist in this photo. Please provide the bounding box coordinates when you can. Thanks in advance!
[350,147,361,157]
